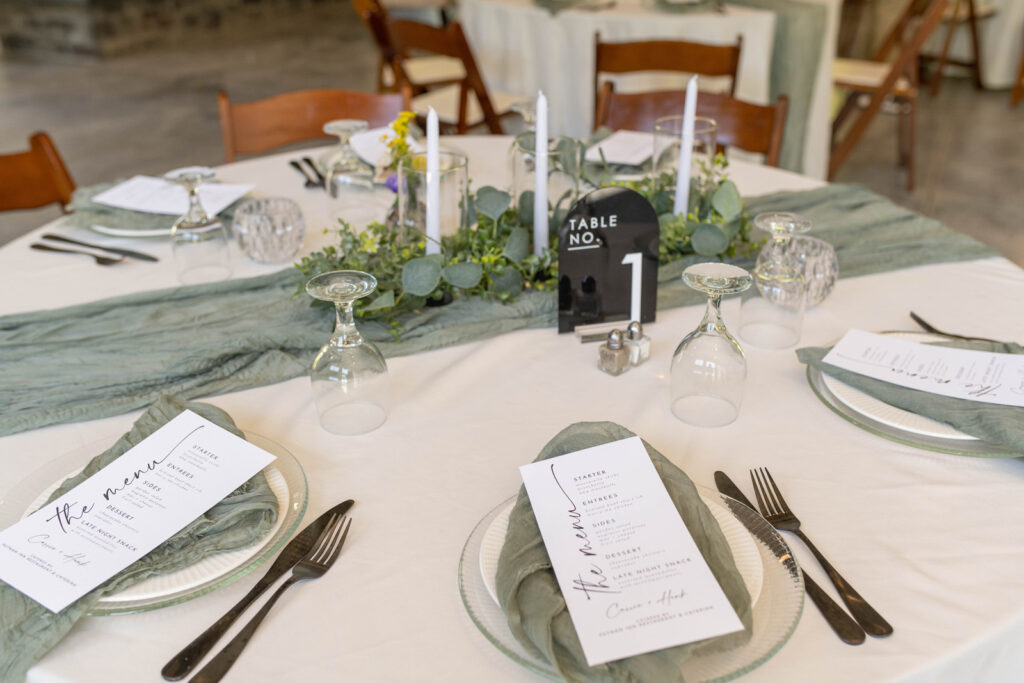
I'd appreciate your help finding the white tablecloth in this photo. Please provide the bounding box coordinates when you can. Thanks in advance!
[459,0,842,179]
[4,137,1024,682]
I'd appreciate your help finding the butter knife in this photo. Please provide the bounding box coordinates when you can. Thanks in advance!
[713,472,865,645]
[160,499,355,680]
[41,233,158,262]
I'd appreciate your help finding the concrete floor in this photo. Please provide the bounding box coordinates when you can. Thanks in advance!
[1,9,1022,266]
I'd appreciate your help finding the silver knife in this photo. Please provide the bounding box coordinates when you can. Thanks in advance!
[713,472,866,645]
[42,233,159,262]
[160,499,355,680]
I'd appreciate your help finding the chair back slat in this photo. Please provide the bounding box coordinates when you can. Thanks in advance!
[0,133,76,212]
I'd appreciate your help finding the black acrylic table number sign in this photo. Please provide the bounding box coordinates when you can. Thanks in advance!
[558,186,659,333]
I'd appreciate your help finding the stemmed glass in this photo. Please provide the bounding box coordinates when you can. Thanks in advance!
[318,119,369,175]
[739,212,811,349]
[165,166,232,284]
[670,263,752,428]
[306,270,389,435]
[321,119,393,229]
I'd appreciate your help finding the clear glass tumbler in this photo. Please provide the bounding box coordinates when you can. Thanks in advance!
[233,197,306,264]
[511,133,583,221]
[652,116,717,212]
[396,151,469,246]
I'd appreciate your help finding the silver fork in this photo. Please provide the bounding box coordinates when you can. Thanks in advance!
[190,513,352,683]
[750,468,893,637]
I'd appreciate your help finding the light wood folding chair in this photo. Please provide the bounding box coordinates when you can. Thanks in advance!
[830,0,950,190]
[217,89,403,162]
[593,33,743,123]
[0,132,76,212]
[351,0,464,94]
[594,85,789,168]
[382,17,521,134]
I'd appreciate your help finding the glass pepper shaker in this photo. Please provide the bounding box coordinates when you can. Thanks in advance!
[598,329,630,376]
[625,321,650,365]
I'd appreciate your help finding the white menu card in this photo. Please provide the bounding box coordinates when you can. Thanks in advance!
[584,130,652,167]
[0,411,275,612]
[519,437,743,666]
[823,329,1024,407]
[91,176,252,216]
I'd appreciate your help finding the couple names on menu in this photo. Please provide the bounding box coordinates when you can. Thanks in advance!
[520,437,743,666]
[0,411,275,613]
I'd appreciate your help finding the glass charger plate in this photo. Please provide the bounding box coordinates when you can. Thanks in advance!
[0,432,308,615]
[806,332,1017,458]
[458,487,803,682]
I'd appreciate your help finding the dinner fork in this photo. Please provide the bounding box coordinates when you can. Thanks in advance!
[750,468,893,637]
[909,311,1005,344]
[31,243,124,266]
[190,513,352,683]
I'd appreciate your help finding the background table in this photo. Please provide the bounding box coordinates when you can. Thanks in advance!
[459,0,842,179]
[4,137,1024,682]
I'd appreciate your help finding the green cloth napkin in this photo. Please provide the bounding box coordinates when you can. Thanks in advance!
[0,395,279,682]
[0,185,995,437]
[496,422,753,682]
[63,181,245,235]
[797,341,1024,455]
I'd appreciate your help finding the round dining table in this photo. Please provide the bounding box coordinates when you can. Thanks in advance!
[3,136,1024,682]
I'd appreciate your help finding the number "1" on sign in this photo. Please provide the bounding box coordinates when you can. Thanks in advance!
[621,252,642,323]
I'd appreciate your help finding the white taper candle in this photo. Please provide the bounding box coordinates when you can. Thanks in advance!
[425,107,440,255]
[533,91,548,256]
[673,76,698,217]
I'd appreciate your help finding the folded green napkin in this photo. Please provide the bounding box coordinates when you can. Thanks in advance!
[0,395,279,682]
[496,422,752,682]
[63,181,245,234]
[798,341,1024,455]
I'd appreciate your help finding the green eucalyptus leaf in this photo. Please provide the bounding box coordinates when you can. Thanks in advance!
[476,186,511,221]
[442,261,483,289]
[691,222,730,256]
[503,228,531,263]
[518,190,534,226]
[490,269,523,296]
[362,289,395,312]
[401,256,442,296]
[722,215,741,240]
[711,180,742,219]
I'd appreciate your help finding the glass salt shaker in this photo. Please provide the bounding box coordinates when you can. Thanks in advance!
[625,321,650,365]
[598,329,630,376]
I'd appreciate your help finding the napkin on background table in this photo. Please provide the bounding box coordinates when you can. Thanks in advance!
[0,395,279,682]
[496,422,753,682]
[798,341,1024,455]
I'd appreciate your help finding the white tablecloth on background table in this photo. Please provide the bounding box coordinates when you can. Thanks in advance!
[458,0,842,179]
[4,137,1024,682]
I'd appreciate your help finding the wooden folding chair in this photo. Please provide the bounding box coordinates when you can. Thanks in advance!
[830,0,949,190]
[383,17,520,134]
[351,0,463,94]
[218,89,403,162]
[1012,32,1024,107]
[593,33,743,122]
[0,132,76,213]
[594,85,789,167]
[920,0,995,96]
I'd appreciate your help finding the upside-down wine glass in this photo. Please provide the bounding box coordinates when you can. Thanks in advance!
[166,166,232,284]
[306,270,389,435]
[670,263,752,428]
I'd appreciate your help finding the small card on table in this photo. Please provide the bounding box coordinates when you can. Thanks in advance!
[91,175,252,216]
[0,410,275,613]
[584,130,652,167]
[823,329,1024,407]
[519,437,743,666]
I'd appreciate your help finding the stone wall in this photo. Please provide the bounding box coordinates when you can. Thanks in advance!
[1,0,352,58]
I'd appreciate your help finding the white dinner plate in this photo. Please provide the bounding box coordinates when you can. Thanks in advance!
[458,487,803,682]
[351,127,423,168]
[89,223,172,238]
[0,432,308,615]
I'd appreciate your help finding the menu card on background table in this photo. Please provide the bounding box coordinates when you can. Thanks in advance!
[823,329,1024,407]
[584,130,652,167]
[91,176,253,216]
[0,410,275,613]
[519,437,743,666]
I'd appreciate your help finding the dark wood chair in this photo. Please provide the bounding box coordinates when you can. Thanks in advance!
[593,33,742,124]
[218,89,403,162]
[1012,32,1024,107]
[383,17,519,134]
[351,0,463,94]
[594,85,789,168]
[0,132,76,212]
[830,0,949,190]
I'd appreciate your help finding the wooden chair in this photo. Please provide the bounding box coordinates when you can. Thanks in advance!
[1012,30,1024,107]
[0,132,76,212]
[593,33,743,122]
[351,0,463,94]
[830,0,949,190]
[218,89,403,162]
[920,0,995,96]
[383,17,520,134]
[594,85,789,167]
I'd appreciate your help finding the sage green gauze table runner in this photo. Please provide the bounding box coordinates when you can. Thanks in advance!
[0,185,995,437]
